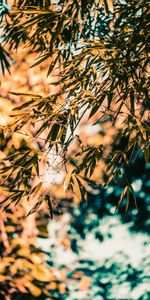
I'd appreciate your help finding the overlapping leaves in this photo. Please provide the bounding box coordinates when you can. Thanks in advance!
[0,0,149,212]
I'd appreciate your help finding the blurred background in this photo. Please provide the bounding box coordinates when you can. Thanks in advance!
[0,44,150,300]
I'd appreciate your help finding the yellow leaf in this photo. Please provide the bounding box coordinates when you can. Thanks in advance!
[17,248,30,257]
[2,257,15,265]
[79,276,91,290]
[10,259,33,275]
[72,175,82,201]
[29,254,42,264]
[25,282,42,297]
[117,186,129,208]
[107,0,114,13]
[0,275,9,282]
[32,182,42,198]
[5,225,15,232]
[0,263,5,273]
[58,283,66,294]
[49,282,57,290]
[125,189,130,212]
[31,265,53,282]
[98,0,103,9]
[63,172,72,191]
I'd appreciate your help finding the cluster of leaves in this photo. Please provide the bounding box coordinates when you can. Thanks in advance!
[106,155,150,234]
[46,153,150,299]
[41,153,150,299]
[0,131,68,300]
[0,0,150,211]
[69,156,150,241]
[2,0,114,55]
[0,123,64,218]
[0,44,11,74]
[0,1,12,74]
[0,208,68,300]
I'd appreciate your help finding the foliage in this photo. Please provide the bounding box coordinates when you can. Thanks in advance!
[0,138,149,299]
[39,155,150,299]
[0,2,149,298]
[42,153,149,300]
[0,207,68,300]
[0,126,68,300]
[0,0,150,210]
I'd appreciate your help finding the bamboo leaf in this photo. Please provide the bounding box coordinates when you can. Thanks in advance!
[125,188,130,212]
[10,92,41,97]
[63,172,72,191]
[88,104,99,119]
[12,99,35,111]
[117,186,129,210]
[45,195,53,219]
[72,174,82,201]
[31,182,42,198]
[47,54,59,77]
[26,198,43,217]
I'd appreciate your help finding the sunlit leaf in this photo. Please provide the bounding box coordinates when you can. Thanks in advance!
[63,172,72,191]
[25,282,42,297]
